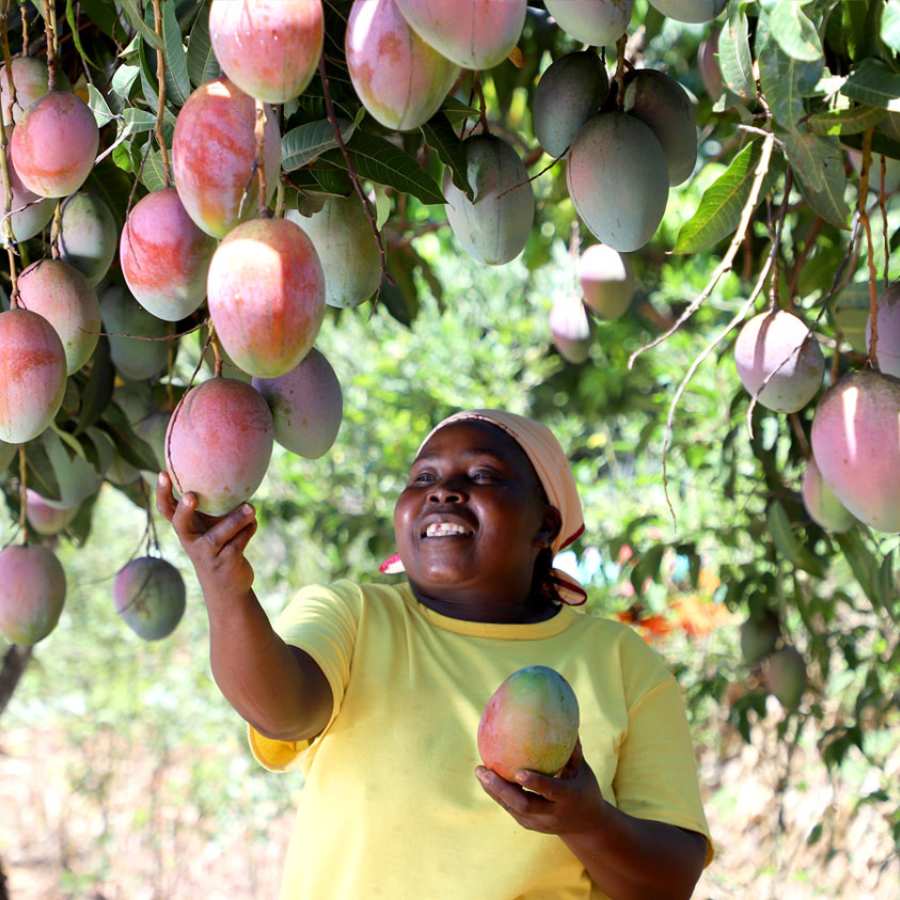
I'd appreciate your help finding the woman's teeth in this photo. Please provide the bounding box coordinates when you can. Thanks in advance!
[425,522,471,537]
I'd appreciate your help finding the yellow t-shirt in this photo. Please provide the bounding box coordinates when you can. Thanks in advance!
[248,580,715,899]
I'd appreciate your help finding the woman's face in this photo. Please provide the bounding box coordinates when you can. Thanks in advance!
[394,420,560,612]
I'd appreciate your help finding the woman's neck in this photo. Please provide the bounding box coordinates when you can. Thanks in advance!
[408,581,561,624]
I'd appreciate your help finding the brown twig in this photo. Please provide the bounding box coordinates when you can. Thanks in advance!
[18,3,27,57]
[474,75,489,136]
[254,98,268,217]
[150,0,172,187]
[496,153,562,200]
[628,132,776,370]
[614,35,627,109]
[878,154,889,285]
[17,445,27,542]
[49,199,61,258]
[857,129,879,368]
[0,5,16,124]
[317,55,386,292]
[42,0,56,92]
[209,320,223,378]
[0,4,18,294]
[788,413,811,459]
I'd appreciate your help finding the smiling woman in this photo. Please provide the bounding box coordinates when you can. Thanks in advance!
[158,409,714,900]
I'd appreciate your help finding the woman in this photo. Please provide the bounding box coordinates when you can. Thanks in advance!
[157,409,714,899]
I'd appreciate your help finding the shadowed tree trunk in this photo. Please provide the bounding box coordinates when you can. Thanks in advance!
[0,645,34,900]
[0,644,33,718]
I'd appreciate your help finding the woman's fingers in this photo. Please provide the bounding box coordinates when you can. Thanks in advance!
[171,490,205,538]
[220,519,258,558]
[203,505,256,555]
[156,472,177,522]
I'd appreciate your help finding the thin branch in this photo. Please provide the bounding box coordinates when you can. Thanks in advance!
[49,199,61,258]
[788,413,811,459]
[208,320,222,378]
[628,132,776,370]
[317,55,386,293]
[878,154,889,285]
[17,445,27,541]
[254,98,268,216]
[661,229,778,526]
[496,153,562,199]
[42,0,56,92]
[150,0,172,187]
[613,35,626,109]
[0,3,18,298]
[858,128,879,368]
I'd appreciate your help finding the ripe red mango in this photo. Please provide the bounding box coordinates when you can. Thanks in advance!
[207,217,325,378]
[478,665,580,782]
[0,544,67,645]
[209,0,323,104]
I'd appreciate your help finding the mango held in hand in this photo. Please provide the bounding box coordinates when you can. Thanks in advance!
[478,665,579,782]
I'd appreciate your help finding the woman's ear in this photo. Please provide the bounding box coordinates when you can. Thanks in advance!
[536,506,562,549]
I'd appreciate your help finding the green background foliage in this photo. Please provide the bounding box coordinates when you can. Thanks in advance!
[0,0,899,895]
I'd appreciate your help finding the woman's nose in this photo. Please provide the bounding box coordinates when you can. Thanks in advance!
[427,482,466,503]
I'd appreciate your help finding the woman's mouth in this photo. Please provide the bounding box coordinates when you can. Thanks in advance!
[422,521,474,538]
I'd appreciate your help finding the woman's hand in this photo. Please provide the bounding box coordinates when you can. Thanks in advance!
[156,472,258,599]
[474,738,608,836]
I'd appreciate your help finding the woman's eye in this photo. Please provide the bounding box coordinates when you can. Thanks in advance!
[412,472,435,484]
[472,470,496,482]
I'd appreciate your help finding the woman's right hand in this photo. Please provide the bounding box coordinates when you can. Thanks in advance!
[156,472,258,599]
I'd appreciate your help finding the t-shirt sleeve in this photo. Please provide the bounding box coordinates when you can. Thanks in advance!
[246,579,362,774]
[612,631,716,867]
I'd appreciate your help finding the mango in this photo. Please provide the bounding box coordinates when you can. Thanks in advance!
[810,370,900,533]
[252,348,343,458]
[395,0,526,70]
[578,244,634,320]
[57,192,118,287]
[120,187,217,322]
[567,113,669,252]
[99,285,170,382]
[865,283,900,378]
[533,52,608,158]
[287,198,380,308]
[17,259,100,374]
[207,217,326,378]
[801,458,854,533]
[10,91,98,198]
[25,489,78,536]
[544,0,633,46]
[209,0,323,103]
[0,145,54,246]
[550,294,592,364]
[346,0,459,132]
[0,544,66,645]
[113,556,186,641]
[733,310,824,413]
[172,78,280,238]
[165,377,274,516]
[649,0,726,23]
[623,69,697,186]
[763,646,807,709]
[444,135,534,265]
[739,611,779,665]
[478,665,579,782]
[0,308,67,443]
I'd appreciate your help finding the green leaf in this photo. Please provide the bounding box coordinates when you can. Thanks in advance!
[110,64,141,106]
[122,107,158,134]
[841,59,900,112]
[674,140,774,254]
[281,117,359,172]
[767,501,825,578]
[783,130,850,228]
[140,148,169,192]
[877,551,897,617]
[440,96,480,126]
[757,14,823,130]
[781,129,829,192]
[66,0,101,71]
[87,84,115,127]
[320,131,445,205]
[883,0,900,53]
[374,185,391,230]
[23,438,61,502]
[288,165,353,197]
[80,0,129,42]
[138,36,159,112]
[120,0,163,49]
[808,104,886,136]
[75,338,114,434]
[421,112,472,200]
[162,0,192,107]
[187,4,221,87]
[102,403,159,472]
[770,0,824,62]
[718,7,755,100]
[835,531,881,608]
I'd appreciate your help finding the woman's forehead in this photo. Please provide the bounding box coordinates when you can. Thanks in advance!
[415,420,533,473]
